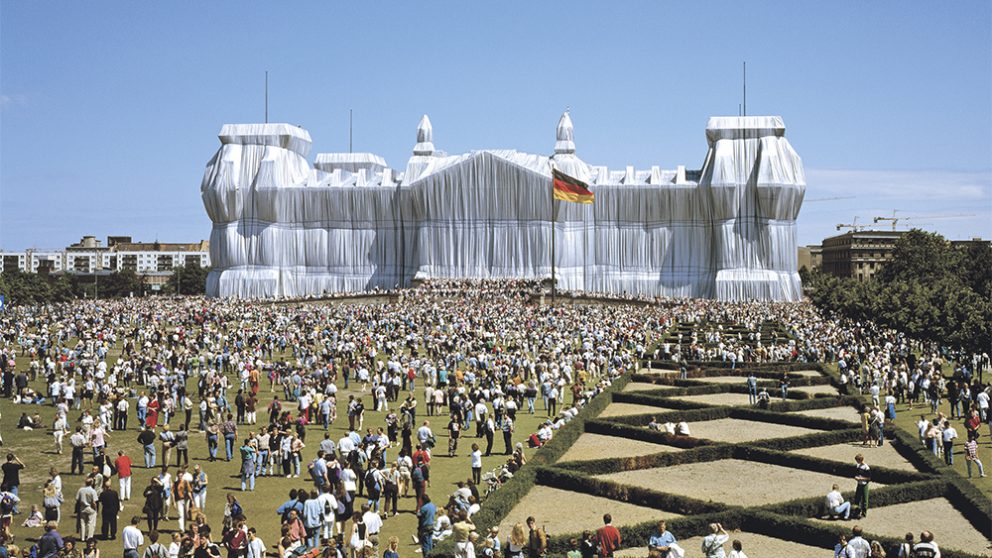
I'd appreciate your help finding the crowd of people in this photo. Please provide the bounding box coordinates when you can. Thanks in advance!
[0,280,987,558]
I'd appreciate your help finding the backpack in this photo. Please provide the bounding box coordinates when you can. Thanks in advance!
[365,469,380,492]
[230,500,244,519]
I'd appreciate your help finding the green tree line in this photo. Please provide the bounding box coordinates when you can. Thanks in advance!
[0,265,210,306]
[802,229,992,355]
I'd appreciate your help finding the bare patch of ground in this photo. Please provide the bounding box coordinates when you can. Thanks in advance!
[790,442,920,472]
[692,376,751,384]
[670,392,755,406]
[600,402,671,418]
[687,417,821,442]
[595,459,868,506]
[791,370,826,377]
[616,532,829,558]
[811,497,991,557]
[499,485,681,535]
[792,384,841,396]
[791,406,860,422]
[558,432,681,462]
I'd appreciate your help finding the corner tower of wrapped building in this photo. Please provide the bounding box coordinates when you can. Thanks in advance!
[202,114,805,300]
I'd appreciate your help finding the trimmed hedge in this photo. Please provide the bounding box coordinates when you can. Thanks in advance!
[583,419,715,449]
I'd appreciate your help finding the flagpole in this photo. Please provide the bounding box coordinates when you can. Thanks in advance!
[550,160,556,304]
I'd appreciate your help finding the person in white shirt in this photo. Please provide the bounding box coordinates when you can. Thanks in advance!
[941,421,958,466]
[247,527,266,558]
[825,484,851,519]
[122,516,145,558]
[316,487,338,539]
[844,526,871,558]
[701,523,729,558]
[728,540,747,558]
[362,503,384,551]
[470,444,483,484]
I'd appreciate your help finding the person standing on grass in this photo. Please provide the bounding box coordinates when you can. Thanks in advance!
[416,494,437,556]
[115,450,133,502]
[595,514,621,558]
[470,443,483,484]
[98,480,122,540]
[240,438,257,491]
[501,415,514,455]
[1,453,25,514]
[138,426,157,469]
[142,479,164,533]
[964,430,986,478]
[174,424,190,467]
[76,478,99,541]
[220,413,238,462]
[71,427,88,475]
[122,516,144,558]
[941,420,958,466]
[447,415,461,457]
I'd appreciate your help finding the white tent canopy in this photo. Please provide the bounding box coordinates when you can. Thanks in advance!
[201,114,805,300]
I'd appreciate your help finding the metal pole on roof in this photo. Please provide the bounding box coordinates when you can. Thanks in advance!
[265,71,269,123]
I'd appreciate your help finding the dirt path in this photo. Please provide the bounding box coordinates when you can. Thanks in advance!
[595,459,870,507]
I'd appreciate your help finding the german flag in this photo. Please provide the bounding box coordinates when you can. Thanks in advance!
[552,167,594,204]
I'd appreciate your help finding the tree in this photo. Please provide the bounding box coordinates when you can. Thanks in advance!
[876,229,959,285]
[164,265,211,295]
[805,230,990,355]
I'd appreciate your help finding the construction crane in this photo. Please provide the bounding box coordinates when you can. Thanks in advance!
[836,216,867,232]
[873,211,975,231]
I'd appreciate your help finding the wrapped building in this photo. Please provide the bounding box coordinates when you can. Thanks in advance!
[201,113,806,300]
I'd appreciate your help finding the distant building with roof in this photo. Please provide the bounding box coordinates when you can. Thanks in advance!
[1,235,210,291]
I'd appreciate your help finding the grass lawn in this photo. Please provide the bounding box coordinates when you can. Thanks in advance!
[2,343,565,555]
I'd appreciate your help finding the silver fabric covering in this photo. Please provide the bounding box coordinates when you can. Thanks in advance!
[202,114,805,300]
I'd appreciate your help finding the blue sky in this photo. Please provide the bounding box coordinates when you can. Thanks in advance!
[1,1,990,250]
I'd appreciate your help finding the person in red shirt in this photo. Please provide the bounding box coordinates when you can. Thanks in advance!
[596,514,622,558]
[115,450,133,501]
[412,445,431,467]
